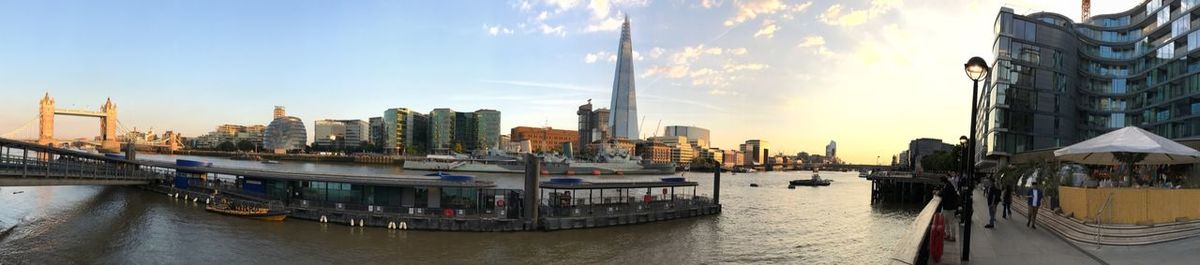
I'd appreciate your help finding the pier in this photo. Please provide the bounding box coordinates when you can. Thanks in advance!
[868,172,941,204]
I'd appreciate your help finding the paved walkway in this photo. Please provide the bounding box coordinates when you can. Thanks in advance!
[936,190,1103,265]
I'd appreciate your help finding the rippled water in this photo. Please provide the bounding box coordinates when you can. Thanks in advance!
[0,154,920,264]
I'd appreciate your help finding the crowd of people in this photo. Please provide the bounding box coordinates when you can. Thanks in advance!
[938,172,1041,242]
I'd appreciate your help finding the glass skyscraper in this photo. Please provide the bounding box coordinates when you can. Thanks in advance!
[610,16,639,140]
[979,1,1200,169]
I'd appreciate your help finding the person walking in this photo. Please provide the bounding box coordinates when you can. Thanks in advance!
[939,176,960,241]
[1027,181,1042,229]
[1002,183,1013,219]
[985,176,1000,228]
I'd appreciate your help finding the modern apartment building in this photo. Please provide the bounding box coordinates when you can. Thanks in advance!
[979,1,1200,169]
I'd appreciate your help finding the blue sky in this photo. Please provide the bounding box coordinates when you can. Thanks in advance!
[0,0,1133,163]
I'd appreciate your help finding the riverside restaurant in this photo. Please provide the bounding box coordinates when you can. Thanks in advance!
[158,159,720,231]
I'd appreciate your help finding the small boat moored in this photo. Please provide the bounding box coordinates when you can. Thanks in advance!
[205,199,289,221]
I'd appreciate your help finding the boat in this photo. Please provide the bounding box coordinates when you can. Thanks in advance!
[858,170,870,178]
[790,170,831,186]
[403,145,675,175]
[261,160,280,164]
[230,153,263,161]
[205,199,289,221]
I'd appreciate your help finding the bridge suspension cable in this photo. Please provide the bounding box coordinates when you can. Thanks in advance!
[1,115,39,139]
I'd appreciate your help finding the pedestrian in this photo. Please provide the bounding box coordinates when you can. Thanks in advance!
[939,175,959,242]
[985,176,1000,228]
[1002,183,1013,219]
[1027,181,1042,229]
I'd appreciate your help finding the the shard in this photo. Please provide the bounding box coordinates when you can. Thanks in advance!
[609,16,639,140]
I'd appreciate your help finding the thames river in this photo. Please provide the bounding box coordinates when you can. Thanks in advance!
[0,155,919,264]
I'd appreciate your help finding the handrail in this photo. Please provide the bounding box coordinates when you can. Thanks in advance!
[1095,191,1115,249]
[888,195,942,265]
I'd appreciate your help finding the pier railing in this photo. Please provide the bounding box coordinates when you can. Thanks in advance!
[888,195,942,265]
[539,196,716,218]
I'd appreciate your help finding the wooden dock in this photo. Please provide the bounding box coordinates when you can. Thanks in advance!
[868,172,942,204]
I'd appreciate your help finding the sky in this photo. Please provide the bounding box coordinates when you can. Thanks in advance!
[0,0,1137,164]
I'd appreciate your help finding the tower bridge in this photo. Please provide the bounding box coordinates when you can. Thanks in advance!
[38,93,120,152]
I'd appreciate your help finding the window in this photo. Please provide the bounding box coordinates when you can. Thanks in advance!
[1148,0,1162,16]
[1159,44,1175,59]
[1112,78,1127,93]
[1173,14,1190,38]
[1158,9,1170,27]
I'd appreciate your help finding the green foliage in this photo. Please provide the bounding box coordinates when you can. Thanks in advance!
[919,145,963,172]
[217,141,237,152]
[236,140,256,152]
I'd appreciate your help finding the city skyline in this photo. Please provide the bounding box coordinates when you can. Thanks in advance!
[0,1,1138,164]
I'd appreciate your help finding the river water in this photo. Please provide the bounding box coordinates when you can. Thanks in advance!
[0,154,920,264]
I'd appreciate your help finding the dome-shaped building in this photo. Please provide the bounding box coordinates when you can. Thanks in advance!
[264,116,307,153]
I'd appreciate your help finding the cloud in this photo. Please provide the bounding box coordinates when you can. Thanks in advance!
[649,47,666,58]
[585,15,624,32]
[797,35,834,56]
[540,24,567,36]
[723,63,768,71]
[728,47,748,55]
[724,0,813,26]
[699,0,724,9]
[545,0,583,11]
[589,0,611,19]
[753,20,779,39]
[818,0,902,27]
[797,35,825,48]
[483,24,514,36]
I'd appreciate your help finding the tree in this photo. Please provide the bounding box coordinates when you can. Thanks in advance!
[236,140,256,152]
[217,141,237,152]
[453,142,465,154]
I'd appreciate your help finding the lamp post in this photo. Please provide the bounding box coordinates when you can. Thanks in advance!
[961,56,990,261]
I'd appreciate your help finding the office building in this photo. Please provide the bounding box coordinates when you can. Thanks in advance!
[369,117,384,145]
[663,126,711,146]
[314,119,368,149]
[610,16,639,139]
[740,140,769,166]
[510,126,578,153]
[908,138,953,170]
[577,99,610,151]
[383,108,429,155]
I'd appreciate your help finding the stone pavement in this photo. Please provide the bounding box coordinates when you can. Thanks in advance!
[934,190,1105,265]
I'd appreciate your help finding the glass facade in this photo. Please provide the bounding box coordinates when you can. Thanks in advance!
[263,116,307,152]
[982,2,1200,165]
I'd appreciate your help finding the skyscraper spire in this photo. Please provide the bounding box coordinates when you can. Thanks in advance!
[609,15,638,140]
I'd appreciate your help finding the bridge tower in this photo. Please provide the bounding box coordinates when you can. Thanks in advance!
[99,98,119,152]
[165,131,182,152]
[36,93,121,152]
[37,93,55,146]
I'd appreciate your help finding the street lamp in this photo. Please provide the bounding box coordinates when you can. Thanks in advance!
[961,56,989,261]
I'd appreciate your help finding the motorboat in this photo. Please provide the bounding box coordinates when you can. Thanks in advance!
[790,170,831,186]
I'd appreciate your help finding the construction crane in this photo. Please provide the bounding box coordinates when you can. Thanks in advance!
[652,119,661,138]
[1082,0,1091,21]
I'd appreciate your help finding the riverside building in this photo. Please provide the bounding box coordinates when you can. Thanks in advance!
[979,2,1200,170]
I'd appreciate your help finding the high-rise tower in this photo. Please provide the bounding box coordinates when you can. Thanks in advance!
[609,16,638,140]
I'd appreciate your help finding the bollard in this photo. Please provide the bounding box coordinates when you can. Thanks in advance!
[192,198,197,203]
[320,215,327,223]
[350,219,355,226]
[360,219,365,227]
[400,222,407,230]
[388,222,396,229]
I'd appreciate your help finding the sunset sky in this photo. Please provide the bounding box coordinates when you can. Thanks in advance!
[0,0,1136,164]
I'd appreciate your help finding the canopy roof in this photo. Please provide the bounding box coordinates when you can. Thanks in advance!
[1053,126,1200,165]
